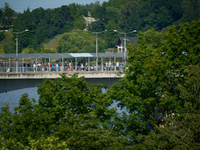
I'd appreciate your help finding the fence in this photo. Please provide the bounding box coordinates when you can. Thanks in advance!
[0,65,124,73]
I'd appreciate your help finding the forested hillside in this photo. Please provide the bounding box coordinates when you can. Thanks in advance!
[0,0,199,54]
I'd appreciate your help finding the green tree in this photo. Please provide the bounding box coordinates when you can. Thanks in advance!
[56,32,85,53]
[134,65,200,149]
[105,5,119,24]
[90,3,108,31]
[31,7,45,26]
[3,40,15,53]
[0,31,5,42]
[118,1,141,32]
[181,0,200,23]
[12,3,84,52]
[56,30,106,53]
[74,16,85,30]
[80,44,96,53]
[0,9,3,28]
[106,20,200,143]
[156,6,173,30]
[1,3,14,29]
[80,3,95,17]
[12,8,35,51]
[104,20,119,48]
[0,73,129,149]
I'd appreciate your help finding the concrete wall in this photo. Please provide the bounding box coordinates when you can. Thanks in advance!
[0,72,123,79]
[0,79,43,93]
[0,72,124,93]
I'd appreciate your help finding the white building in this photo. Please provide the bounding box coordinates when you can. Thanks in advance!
[83,11,96,29]
[116,37,137,53]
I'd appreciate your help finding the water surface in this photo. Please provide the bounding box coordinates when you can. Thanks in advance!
[0,87,127,113]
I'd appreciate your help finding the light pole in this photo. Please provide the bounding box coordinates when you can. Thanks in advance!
[5,29,29,73]
[87,30,107,71]
[114,30,137,65]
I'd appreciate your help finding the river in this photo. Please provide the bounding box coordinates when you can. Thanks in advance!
[0,87,127,114]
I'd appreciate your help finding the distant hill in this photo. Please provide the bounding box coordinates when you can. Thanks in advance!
[0,0,199,54]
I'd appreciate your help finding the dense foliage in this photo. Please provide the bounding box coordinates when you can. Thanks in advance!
[56,30,106,53]
[135,64,200,149]
[0,0,199,53]
[0,73,128,149]
[0,20,199,149]
[106,19,200,148]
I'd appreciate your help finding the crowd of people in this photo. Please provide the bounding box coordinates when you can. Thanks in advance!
[0,61,124,72]
[63,61,124,71]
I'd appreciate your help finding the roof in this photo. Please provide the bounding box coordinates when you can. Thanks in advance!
[116,37,137,46]
[0,53,125,58]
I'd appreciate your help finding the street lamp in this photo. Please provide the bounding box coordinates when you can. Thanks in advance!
[87,30,107,71]
[114,29,137,65]
[5,29,29,73]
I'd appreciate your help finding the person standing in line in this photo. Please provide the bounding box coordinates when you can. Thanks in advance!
[19,63,22,72]
[119,62,123,71]
[50,62,52,71]
[27,63,30,72]
[69,62,72,71]
[41,63,44,71]
[85,62,88,71]
[23,63,26,72]
[81,62,84,71]
[105,62,108,71]
[65,63,67,71]
[44,63,47,71]
[10,63,13,72]
[116,62,119,70]
[56,63,59,71]
[109,61,112,71]
[52,62,54,71]
[0,63,3,72]
[38,62,41,71]
[33,63,36,72]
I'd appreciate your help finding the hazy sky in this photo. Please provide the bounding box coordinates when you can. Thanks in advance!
[0,0,109,13]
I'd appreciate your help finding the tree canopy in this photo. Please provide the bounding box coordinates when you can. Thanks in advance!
[0,0,199,53]
[106,19,200,147]
[0,73,128,149]
[0,20,200,149]
[56,30,106,53]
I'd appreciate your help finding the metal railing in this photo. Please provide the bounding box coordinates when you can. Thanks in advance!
[0,65,124,73]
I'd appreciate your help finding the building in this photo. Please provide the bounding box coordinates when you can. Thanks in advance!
[83,11,96,29]
[105,48,115,53]
[116,37,137,53]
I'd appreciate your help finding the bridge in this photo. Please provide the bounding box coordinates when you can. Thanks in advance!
[0,52,126,93]
[0,71,125,93]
